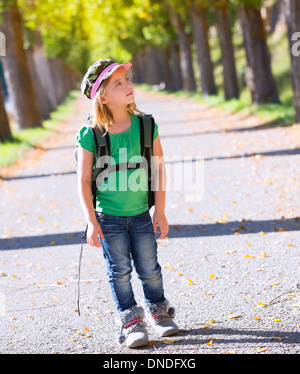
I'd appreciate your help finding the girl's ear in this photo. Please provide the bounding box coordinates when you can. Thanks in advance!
[100,94,108,105]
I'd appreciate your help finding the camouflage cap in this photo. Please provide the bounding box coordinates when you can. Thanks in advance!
[81,59,132,100]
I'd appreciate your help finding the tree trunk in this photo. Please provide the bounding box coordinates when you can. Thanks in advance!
[214,1,239,100]
[32,30,58,111]
[0,79,11,141]
[131,52,144,84]
[156,46,173,90]
[48,58,67,105]
[285,0,300,121]
[237,5,280,104]
[169,41,183,90]
[0,0,42,128]
[144,46,161,85]
[164,0,196,92]
[190,3,217,96]
[25,46,50,120]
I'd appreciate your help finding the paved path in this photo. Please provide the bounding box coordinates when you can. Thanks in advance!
[0,88,300,354]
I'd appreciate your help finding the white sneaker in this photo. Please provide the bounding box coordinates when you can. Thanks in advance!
[143,299,179,338]
[116,305,149,348]
[154,319,179,337]
[124,326,149,348]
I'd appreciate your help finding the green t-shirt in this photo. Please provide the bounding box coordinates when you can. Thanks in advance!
[76,113,158,216]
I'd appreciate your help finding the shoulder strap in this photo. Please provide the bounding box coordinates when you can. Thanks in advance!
[138,115,155,209]
[89,125,110,208]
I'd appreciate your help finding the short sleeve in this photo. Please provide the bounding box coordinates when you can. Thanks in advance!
[153,122,159,141]
[76,126,96,154]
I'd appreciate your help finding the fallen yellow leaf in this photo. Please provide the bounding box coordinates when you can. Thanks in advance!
[228,314,242,319]
[163,338,178,344]
[205,340,213,346]
[271,336,284,341]
[256,347,268,352]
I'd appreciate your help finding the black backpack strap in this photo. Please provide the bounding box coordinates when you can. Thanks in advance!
[89,125,110,208]
[138,115,155,209]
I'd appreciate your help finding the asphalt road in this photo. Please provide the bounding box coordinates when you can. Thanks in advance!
[0,88,300,355]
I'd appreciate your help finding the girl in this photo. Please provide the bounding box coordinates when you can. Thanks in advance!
[76,59,178,348]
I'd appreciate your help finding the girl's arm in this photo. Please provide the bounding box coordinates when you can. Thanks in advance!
[77,147,105,247]
[152,135,169,239]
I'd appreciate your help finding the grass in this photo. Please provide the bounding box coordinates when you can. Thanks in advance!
[137,22,298,127]
[0,90,79,168]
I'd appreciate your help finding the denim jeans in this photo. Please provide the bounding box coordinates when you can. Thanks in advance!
[96,210,165,313]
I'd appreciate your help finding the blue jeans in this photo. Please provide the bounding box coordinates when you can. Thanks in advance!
[96,210,165,313]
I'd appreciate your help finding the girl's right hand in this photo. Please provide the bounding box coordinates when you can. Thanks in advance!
[87,220,105,247]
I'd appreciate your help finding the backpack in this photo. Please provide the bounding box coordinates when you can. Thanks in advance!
[75,114,156,316]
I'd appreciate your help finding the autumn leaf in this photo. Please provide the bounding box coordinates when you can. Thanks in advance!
[228,314,242,319]
[271,336,284,341]
[205,340,213,346]
[163,338,178,344]
[256,347,268,352]
[67,337,78,342]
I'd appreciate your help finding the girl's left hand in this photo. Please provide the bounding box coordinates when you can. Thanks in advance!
[153,210,169,239]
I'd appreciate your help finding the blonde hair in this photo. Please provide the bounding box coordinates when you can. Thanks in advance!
[91,75,144,134]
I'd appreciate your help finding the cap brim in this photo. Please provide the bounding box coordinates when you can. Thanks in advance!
[102,63,132,81]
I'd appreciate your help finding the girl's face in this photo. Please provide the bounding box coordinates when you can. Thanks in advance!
[100,67,134,111]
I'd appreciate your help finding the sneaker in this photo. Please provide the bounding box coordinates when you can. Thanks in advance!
[153,318,179,337]
[143,299,179,338]
[123,326,149,348]
[116,305,149,348]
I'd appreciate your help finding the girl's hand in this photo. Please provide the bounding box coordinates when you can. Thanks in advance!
[153,210,169,239]
[87,220,105,247]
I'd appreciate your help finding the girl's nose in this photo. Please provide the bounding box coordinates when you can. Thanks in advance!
[126,80,133,90]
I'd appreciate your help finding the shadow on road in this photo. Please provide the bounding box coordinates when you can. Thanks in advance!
[1,217,299,250]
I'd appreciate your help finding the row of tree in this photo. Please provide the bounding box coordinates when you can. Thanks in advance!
[125,0,300,120]
[0,0,300,143]
[0,0,80,141]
